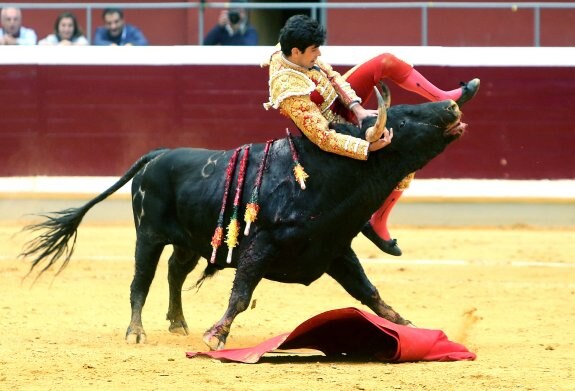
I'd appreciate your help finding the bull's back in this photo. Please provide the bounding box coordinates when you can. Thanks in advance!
[129,148,223,233]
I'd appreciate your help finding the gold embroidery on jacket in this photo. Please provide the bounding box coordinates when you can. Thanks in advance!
[265,69,315,110]
[396,172,416,190]
[281,95,369,160]
[315,62,360,108]
[263,51,369,160]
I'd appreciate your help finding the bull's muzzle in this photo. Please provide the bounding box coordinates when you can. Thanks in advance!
[444,100,466,137]
[446,121,467,136]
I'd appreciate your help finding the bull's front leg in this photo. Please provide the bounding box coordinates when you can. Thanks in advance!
[203,254,267,350]
[327,248,412,326]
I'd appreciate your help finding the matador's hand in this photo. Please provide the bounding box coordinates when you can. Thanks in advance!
[351,105,378,127]
[368,127,393,152]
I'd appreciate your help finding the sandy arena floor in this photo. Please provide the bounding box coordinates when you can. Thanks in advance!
[1,222,574,391]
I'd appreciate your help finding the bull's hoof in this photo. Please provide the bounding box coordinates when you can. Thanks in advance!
[456,78,480,107]
[126,326,147,344]
[168,320,189,336]
[203,328,227,351]
[203,335,225,351]
[361,223,402,256]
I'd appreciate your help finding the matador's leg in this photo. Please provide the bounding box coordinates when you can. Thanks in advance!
[361,173,415,256]
[344,53,480,107]
[344,53,479,255]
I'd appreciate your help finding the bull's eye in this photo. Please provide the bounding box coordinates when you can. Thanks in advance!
[399,120,406,128]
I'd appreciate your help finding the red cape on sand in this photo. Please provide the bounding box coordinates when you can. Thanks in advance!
[186,307,476,364]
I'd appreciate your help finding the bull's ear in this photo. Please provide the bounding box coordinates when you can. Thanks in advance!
[365,86,388,142]
[378,81,391,108]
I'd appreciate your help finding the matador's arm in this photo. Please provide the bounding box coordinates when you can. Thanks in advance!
[279,95,369,160]
[315,60,361,109]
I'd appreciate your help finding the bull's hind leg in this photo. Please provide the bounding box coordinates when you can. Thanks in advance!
[327,248,411,326]
[166,246,200,336]
[126,239,164,344]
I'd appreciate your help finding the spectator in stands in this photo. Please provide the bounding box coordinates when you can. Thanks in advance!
[38,12,89,46]
[0,7,37,45]
[93,8,148,46]
[263,15,480,256]
[204,8,258,45]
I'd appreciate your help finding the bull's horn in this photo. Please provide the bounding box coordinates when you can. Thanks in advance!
[379,82,391,108]
[365,86,388,142]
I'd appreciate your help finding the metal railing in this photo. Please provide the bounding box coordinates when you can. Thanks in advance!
[6,2,575,46]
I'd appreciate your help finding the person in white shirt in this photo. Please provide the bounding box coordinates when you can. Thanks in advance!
[38,12,89,46]
[0,7,37,45]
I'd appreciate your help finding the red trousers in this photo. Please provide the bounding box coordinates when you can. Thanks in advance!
[331,53,413,122]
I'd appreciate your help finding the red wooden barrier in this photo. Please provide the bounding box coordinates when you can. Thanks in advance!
[1,46,574,179]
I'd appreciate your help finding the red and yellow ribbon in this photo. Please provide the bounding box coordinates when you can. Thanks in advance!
[226,145,250,263]
[244,140,273,235]
[210,147,241,264]
[286,128,308,190]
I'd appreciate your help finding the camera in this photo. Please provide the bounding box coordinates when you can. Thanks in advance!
[228,10,241,25]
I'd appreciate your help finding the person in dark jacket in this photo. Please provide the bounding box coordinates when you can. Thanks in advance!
[93,8,148,46]
[204,8,258,46]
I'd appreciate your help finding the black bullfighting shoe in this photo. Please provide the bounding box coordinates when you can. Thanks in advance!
[361,223,402,257]
[455,78,480,107]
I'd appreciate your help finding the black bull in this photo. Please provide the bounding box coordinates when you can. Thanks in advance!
[21,99,465,350]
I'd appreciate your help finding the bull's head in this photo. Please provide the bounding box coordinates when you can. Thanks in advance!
[385,100,465,141]
[352,92,466,178]
[360,91,464,144]
[332,87,466,169]
[363,86,465,145]
[373,100,465,178]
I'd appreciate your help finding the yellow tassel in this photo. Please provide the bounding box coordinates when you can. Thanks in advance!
[244,203,259,224]
[226,219,241,263]
[243,203,260,236]
[226,219,240,249]
[293,163,309,190]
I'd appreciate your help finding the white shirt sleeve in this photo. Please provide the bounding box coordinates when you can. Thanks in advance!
[17,27,37,45]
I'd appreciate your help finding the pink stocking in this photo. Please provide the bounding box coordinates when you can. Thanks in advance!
[398,68,463,102]
[369,189,403,241]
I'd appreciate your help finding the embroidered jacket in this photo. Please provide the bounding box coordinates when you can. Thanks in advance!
[263,50,370,160]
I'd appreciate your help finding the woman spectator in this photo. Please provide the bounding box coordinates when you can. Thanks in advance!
[38,12,88,45]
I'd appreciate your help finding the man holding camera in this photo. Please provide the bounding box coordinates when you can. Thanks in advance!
[204,8,258,46]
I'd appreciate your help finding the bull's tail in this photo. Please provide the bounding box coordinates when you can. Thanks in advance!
[193,264,220,291]
[20,148,168,279]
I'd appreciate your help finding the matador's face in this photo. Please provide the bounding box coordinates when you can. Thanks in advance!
[290,45,322,70]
